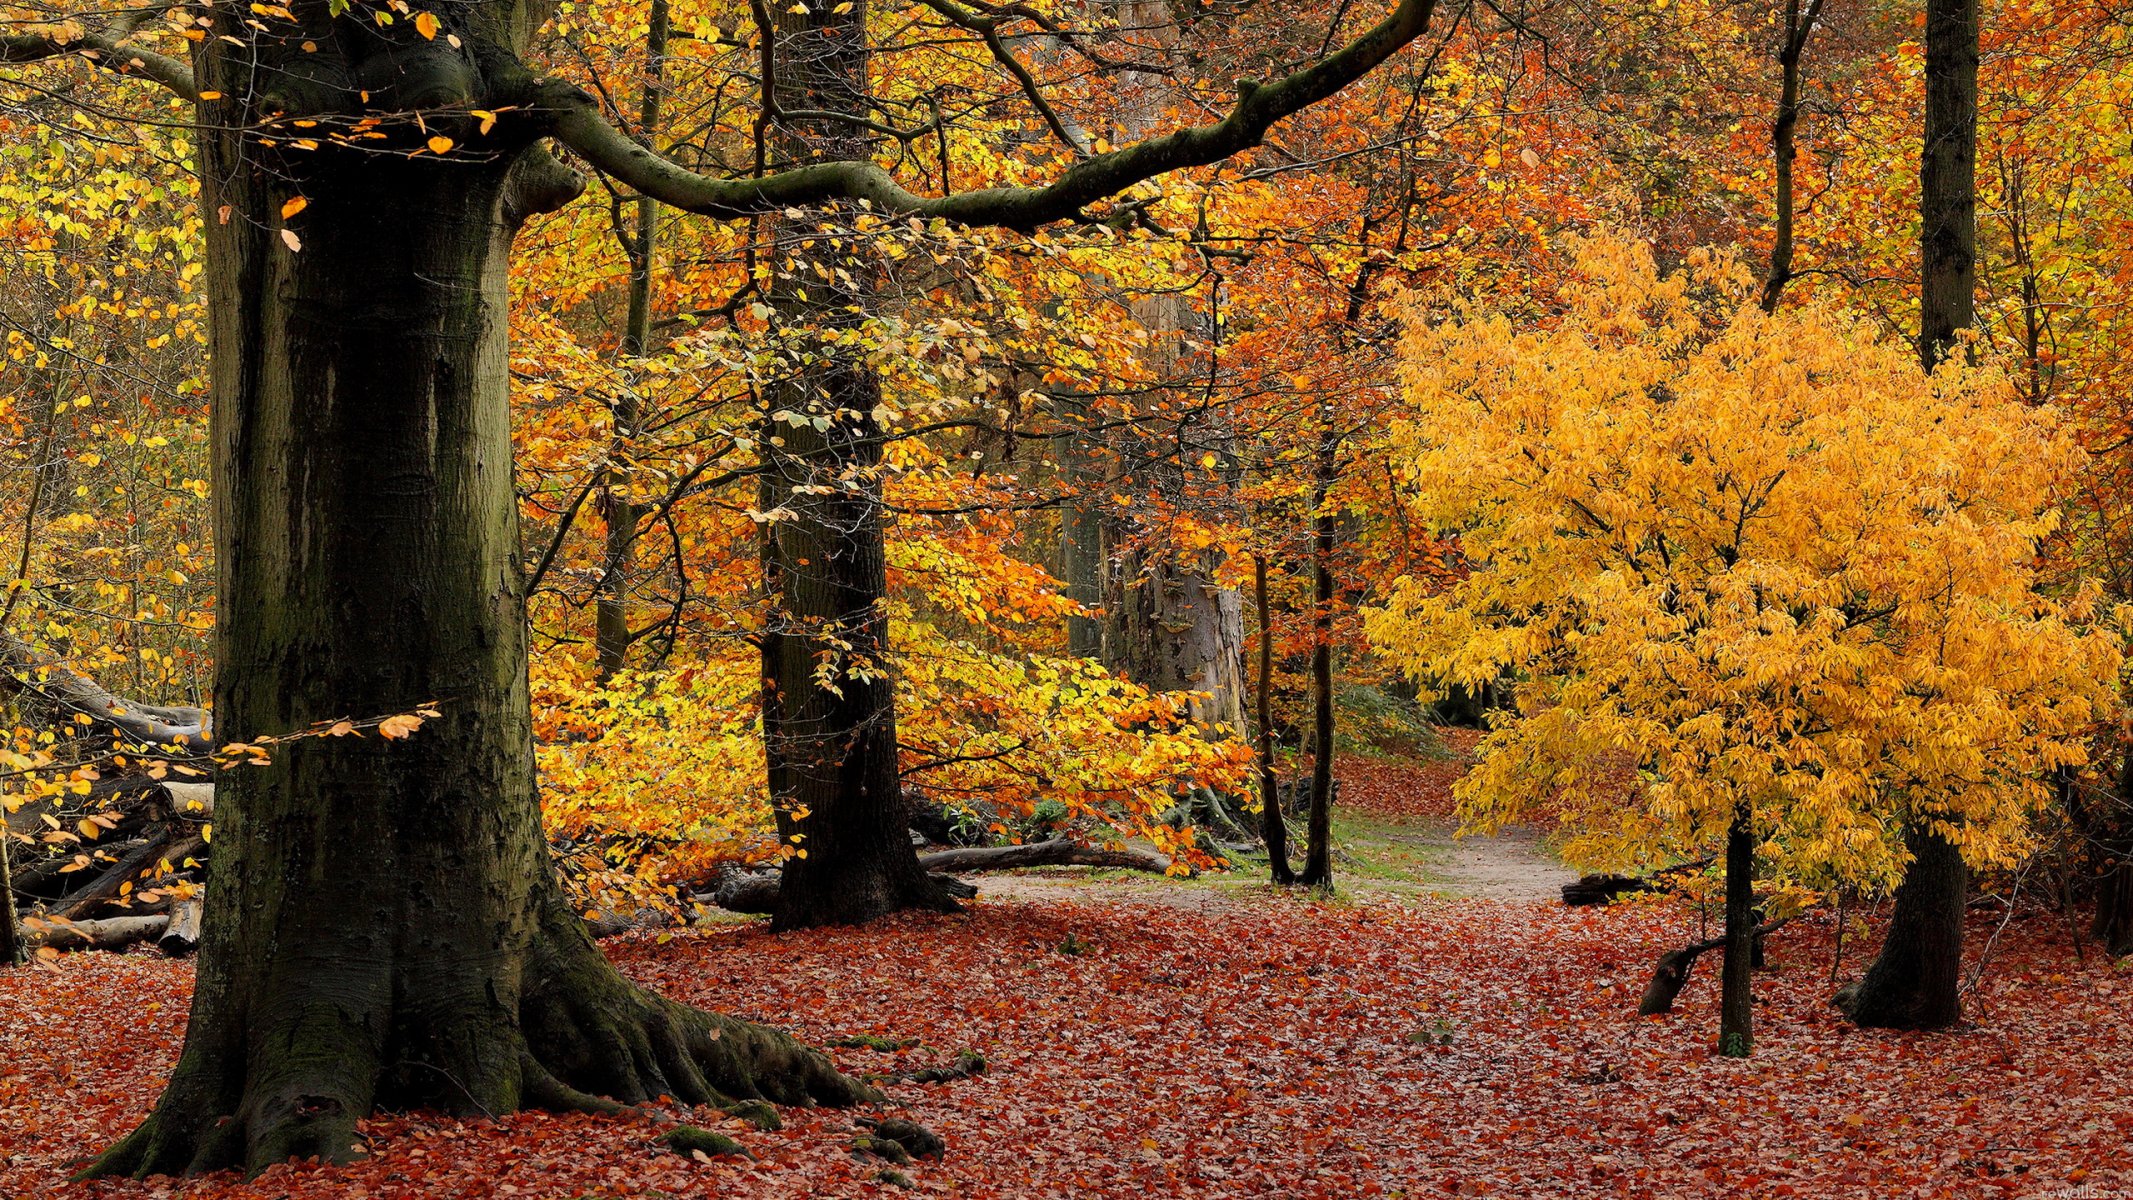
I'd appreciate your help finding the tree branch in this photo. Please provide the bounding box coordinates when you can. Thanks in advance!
[1,22,197,100]
[542,0,1437,231]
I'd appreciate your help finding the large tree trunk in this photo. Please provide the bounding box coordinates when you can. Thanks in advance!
[1851,0,1977,1032]
[2093,753,2133,956]
[1848,821,1967,1029]
[1107,543,1249,734]
[759,0,956,929]
[1718,806,1756,1056]
[89,58,862,1176]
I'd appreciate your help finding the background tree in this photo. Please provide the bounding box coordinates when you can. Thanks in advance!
[1368,236,2119,1056]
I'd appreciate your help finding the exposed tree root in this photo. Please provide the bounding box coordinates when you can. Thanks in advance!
[83,892,874,1180]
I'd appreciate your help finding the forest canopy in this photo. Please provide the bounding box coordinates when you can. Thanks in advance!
[2,0,2132,1193]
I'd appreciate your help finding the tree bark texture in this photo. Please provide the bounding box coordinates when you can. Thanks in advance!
[89,29,863,1176]
[759,0,956,929]
[1851,0,1976,1031]
[1718,806,1756,1056]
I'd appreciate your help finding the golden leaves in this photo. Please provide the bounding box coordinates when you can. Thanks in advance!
[1368,234,2122,887]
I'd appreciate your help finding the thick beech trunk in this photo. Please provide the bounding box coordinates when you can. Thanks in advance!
[90,94,861,1178]
[760,0,955,929]
[1852,0,1976,1031]
[1848,822,1967,1029]
[1718,807,1756,1056]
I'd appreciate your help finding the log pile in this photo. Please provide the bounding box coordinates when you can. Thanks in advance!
[4,636,213,962]
[7,776,212,960]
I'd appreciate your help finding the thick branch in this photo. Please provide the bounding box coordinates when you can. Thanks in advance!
[544,0,1437,230]
[0,26,197,99]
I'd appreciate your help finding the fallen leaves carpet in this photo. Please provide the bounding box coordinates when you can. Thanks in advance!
[3,893,2127,1199]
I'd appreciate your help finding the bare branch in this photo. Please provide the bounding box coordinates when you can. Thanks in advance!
[1,17,197,100]
[543,0,1438,231]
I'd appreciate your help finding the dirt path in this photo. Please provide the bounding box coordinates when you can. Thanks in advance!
[1409,820,1578,901]
[960,818,1575,909]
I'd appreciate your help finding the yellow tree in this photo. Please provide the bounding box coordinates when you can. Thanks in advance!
[1367,236,2119,1056]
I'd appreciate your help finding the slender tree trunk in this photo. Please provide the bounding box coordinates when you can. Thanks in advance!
[1253,554,1294,884]
[1055,395,1106,659]
[759,0,954,928]
[88,59,862,1176]
[1759,0,1822,315]
[595,0,670,682]
[0,824,19,966]
[1297,421,1337,889]
[1719,805,1756,1056]
[1851,0,1976,1031]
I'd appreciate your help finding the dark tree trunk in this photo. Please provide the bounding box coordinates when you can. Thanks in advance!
[1917,0,1979,370]
[1848,822,1968,1029]
[759,0,954,929]
[1718,805,1756,1056]
[1851,0,1976,1031]
[1759,0,1822,315]
[1254,555,1295,884]
[594,0,669,683]
[1297,425,1337,890]
[89,39,862,1175]
[2088,753,2133,957]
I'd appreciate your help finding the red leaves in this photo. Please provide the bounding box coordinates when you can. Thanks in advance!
[3,893,2127,1197]
[1335,730,1482,821]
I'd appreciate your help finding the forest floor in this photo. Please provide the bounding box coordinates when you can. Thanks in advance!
[5,744,2131,1199]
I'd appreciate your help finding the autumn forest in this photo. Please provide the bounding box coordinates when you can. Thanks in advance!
[1,0,2130,1195]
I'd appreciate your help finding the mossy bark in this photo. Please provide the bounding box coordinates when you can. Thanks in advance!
[88,42,863,1177]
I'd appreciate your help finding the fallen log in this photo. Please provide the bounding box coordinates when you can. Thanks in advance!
[918,837,1173,875]
[20,913,170,953]
[1638,917,1793,1015]
[54,833,204,922]
[163,782,214,819]
[1,634,212,751]
[1562,856,1717,906]
[158,896,202,956]
[711,869,978,916]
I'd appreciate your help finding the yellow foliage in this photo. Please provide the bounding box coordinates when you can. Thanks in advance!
[1366,235,2121,887]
